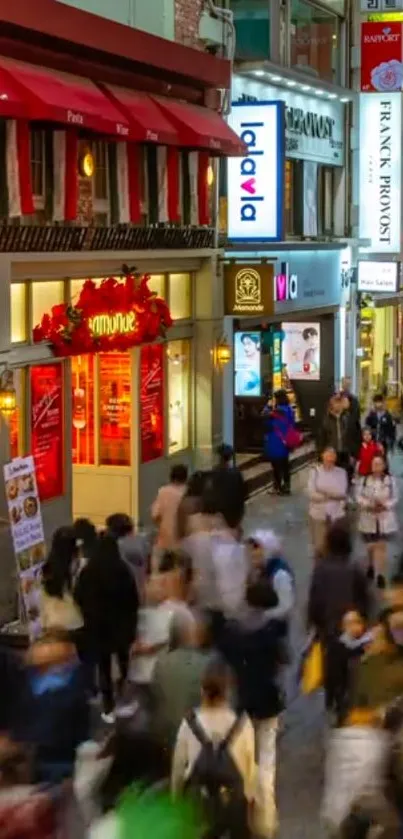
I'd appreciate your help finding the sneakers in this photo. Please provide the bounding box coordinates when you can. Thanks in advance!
[101,710,116,725]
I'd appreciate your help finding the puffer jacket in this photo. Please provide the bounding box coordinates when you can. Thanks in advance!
[263,405,295,459]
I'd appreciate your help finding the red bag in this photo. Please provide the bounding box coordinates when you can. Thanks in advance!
[284,426,303,451]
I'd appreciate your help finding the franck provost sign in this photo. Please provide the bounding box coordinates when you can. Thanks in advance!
[359,93,402,253]
[228,101,285,242]
[232,76,345,166]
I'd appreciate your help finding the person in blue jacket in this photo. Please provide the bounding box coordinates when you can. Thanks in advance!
[263,389,295,495]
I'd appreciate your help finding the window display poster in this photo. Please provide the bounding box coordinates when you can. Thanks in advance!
[31,364,64,501]
[140,343,164,463]
[281,322,320,381]
[99,353,131,466]
[234,331,261,397]
[272,331,283,392]
[4,455,46,638]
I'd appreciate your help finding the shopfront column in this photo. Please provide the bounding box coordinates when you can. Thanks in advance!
[194,256,224,469]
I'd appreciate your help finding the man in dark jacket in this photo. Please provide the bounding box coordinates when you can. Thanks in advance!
[366,394,396,452]
[211,444,247,529]
[319,394,361,473]
[340,377,361,426]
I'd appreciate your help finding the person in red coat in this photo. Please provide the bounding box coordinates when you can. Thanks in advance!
[356,427,383,477]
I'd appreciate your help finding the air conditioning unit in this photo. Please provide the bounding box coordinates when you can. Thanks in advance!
[199,10,226,47]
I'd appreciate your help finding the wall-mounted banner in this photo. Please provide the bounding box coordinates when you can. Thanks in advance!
[359,92,401,253]
[228,101,285,242]
[361,0,403,10]
[358,260,399,291]
[361,22,402,92]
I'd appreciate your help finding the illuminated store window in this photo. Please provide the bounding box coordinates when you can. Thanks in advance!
[169,274,191,320]
[9,369,25,459]
[148,274,166,300]
[72,355,95,466]
[11,284,27,343]
[99,352,131,466]
[167,339,191,454]
[32,281,64,331]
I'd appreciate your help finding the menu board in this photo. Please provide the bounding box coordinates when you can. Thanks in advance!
[4,455,46,637]
[31,364,64,501]
[140,343,164,463]
[99,352,131,466]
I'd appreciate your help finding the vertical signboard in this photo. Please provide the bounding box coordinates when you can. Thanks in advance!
[361,22,402,91]
[31,364,64,501]
[140,343,164,463]
[227,101,285,242]
[359,92,401,252]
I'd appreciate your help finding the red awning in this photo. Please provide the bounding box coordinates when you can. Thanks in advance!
[0,58,130,138]
[100,84,178,146]
[152,96,246,156]
[0,66,31,118]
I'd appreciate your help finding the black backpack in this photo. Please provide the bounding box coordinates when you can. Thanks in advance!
[185,711,248,838]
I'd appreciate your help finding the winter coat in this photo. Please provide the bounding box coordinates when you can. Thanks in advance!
[220,611,285,720]
[365,410,396,451]
[211,465,247,528]
[307,464,348,522]
[75,553,139,653]
[319,411,362,458]
[308,558,369,639]
[356,474,398,536]
[357,441,382,476]
[263,405,295,460]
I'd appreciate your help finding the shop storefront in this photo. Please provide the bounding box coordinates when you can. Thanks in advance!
[356,261,403,412]
[222,247,347,451]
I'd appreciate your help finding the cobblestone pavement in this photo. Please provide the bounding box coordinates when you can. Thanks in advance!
[244,458,403,839]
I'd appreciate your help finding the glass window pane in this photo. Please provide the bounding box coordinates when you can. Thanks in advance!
[11,284,27,343]
[167,340,191,454]
[231,0,270,61]
[148,275,166,299]
[32,281,64,331]
[99,352,131,466]
[169,274,191,320]
[291,0,339,84]
[72,355,95,465]
[9,369,25,459]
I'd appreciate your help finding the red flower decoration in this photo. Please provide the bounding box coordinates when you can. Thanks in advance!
[33,272,173,357]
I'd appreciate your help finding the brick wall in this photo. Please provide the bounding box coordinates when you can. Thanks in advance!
[175,0,204,48]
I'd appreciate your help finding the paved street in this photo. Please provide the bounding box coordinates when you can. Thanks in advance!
[244,459,403,839]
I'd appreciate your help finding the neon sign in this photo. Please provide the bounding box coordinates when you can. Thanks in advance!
[89,311,136,338]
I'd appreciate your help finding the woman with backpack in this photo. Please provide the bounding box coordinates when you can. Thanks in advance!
[171,657,255,839]
[263,390,298,496]
[357,454,398,589]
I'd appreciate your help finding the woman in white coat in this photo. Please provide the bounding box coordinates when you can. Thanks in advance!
[356,453,398,589]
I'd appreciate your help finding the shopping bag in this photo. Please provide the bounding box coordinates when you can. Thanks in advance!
[321,726,389,830]
[300,636,323,694]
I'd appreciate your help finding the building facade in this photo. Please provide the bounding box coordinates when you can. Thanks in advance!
[0,0,242,623]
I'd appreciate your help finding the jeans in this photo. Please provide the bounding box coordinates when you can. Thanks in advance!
[270,456,290,492]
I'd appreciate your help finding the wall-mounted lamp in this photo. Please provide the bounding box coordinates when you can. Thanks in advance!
[215,336,231,366]
[207,164,214,187]
[78,149,95,178]
[0,369,16,416]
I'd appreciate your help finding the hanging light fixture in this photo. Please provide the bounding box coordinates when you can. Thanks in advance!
[0,369,16,416]
[215,335,231,366]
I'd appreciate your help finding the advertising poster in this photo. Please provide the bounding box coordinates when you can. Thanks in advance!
[31,364,64,501]
[234,331,261,396]
[4,455,46,638]
[281,322,320,381]
[361,21,402,91]
[272,332,283,392]
[99,352,131,466]
[140,343,164,463]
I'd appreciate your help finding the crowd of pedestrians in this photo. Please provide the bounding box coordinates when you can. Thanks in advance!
[1,383,403,837]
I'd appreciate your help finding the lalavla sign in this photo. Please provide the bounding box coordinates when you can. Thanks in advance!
[232,76,345,166]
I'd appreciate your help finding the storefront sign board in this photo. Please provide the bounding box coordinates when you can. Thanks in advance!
[227,101,285,242]
[362,0,403,11]
[224,263,274,315]
[232,77,345,166]
[31,364,64,501]
[140,344,164,463]
[4,455,46,638]
[359,92,401,253]
[361,22,403,92]
[358,260,398,291]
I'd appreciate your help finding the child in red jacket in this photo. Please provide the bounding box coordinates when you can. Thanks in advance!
[357,427,383,476]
